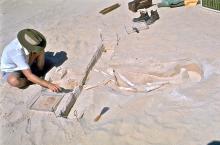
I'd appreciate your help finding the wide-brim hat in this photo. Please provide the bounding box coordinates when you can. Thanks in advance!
[17,29,46,53]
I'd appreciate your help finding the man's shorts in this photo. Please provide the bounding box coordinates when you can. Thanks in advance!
[1,64,43,82]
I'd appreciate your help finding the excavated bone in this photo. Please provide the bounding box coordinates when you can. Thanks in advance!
[109,64,202,93]
[55,67,67,79]
[113,69,135,87]
[112,69,167,92]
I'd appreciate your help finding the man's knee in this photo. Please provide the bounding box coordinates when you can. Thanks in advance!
[7,75,20,87]
[7,75,26,88]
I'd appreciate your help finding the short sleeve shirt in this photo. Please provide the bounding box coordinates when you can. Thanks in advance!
[0,38,30,72]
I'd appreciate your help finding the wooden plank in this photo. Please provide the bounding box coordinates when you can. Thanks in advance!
[55,44,105,117]
[99,3,120,15]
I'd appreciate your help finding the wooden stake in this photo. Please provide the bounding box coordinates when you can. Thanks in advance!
[99,3,120,15]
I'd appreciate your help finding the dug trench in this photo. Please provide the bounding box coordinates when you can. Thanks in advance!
[54,43,106,118]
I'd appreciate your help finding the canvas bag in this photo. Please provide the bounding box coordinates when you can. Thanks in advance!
[184,0,198,7]
[158,0,184,7]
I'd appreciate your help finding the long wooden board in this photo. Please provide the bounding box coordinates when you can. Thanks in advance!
[99,3,120,15]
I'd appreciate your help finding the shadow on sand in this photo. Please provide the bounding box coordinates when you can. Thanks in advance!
[208,141,220,145]
[32,51,68,77]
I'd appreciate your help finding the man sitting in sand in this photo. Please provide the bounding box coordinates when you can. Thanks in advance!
[0,29,61,92]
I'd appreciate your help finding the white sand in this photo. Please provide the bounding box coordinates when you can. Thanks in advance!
[1,0,220,145]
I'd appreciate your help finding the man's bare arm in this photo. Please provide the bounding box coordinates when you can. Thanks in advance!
[22,69,61,92]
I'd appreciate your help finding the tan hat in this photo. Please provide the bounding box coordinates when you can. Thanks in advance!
[17,29,46,53]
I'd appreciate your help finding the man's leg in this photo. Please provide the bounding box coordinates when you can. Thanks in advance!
[29,51,45,70]
[29,51,45,76]
[36,51,45,71]
[7,72,29,88]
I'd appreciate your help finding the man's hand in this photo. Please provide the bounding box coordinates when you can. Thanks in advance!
[22,69,62,92]
[48,83,62,92]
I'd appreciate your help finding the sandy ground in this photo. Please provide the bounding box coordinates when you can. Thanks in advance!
[1,0,220,145]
